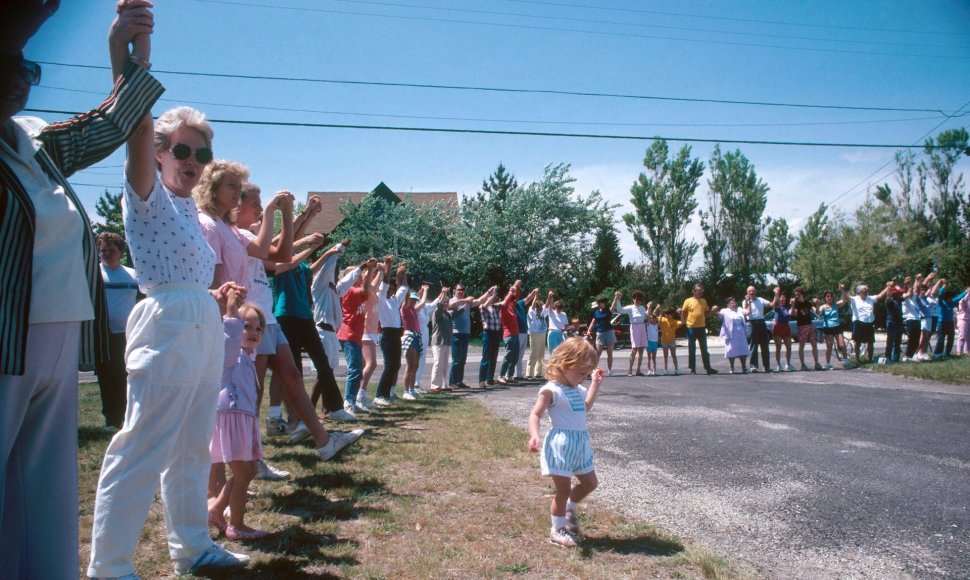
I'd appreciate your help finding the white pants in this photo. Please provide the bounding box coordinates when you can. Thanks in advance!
[429,343,450,388]
[516,333,528,377]
[417,328,430,385]
[0,322,80,580]
[317,327,340,372]
[88,285,223,577]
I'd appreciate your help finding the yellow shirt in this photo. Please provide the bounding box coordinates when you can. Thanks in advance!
[659,316,682,344]
[681,297,709,328]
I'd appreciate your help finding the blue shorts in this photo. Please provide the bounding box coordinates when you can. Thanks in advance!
[541,428,594,477]
[647,340,659,353]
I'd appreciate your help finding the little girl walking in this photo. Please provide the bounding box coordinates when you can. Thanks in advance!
[208,288,269,540]
[528,338,604,547]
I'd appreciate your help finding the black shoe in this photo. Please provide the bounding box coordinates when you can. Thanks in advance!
[689,370,697,375]
[706,368,719,375]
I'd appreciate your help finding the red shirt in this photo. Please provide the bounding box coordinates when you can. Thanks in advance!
[501,288,520,337]
[401,303,420,332]
[337,287,367,343]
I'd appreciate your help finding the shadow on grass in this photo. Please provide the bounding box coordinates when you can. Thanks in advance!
[267,471,392,522]
[78,425,116,448]
[195,528,354,578]
[196,561,342,580]
[579,533,684,559]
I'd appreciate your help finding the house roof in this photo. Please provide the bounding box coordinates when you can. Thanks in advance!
[303,185,458,235]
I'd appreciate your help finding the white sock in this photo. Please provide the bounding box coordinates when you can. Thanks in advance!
[269,406,282,420]
[566,499,577,512]
[551,515,567,531]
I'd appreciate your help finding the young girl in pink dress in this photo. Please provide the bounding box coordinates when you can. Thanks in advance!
[208,288,269,540]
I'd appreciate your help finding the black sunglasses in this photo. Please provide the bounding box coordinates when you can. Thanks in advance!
[170,142,213,164]
[6,59,41,86]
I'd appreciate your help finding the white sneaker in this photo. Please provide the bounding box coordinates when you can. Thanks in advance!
[329,407,357,422]
[607,369,614,377]
[413,386,426,395]
[173,543,249,574]
[549,527,578,547]
[317,429,364,461]
[264,416,288,438]
[373,396,392,407]
[255,459,290,481]
[353,401,371,414]
[402,390,417,401]
[288,421,311,443]
[750,366,759,373]
[786,364,795,372]
[776,364,783,372]
[356,392,374,410]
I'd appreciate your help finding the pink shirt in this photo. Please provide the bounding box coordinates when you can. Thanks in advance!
[198,212,249,288]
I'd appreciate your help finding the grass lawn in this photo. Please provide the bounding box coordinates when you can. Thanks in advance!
[77,381,741,578]
[869,355,970,385]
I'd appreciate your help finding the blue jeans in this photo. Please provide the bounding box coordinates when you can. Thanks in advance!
[500,335,520,378]
[687,327,712,372]
[340,340,363,405]
[449,333,469,385]
[885,322,902,362]
[479,329,502,383]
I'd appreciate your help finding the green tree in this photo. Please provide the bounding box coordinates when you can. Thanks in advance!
[791,204,830,292]
[709,146,769,286]
[623,139,703,286]
[763,217,795,282]
[93,189,125,237]
[456,163,613,314]
[587,220,623,298]
[475,162,518,212]
[919,128,968,247]
[698,153,727,289]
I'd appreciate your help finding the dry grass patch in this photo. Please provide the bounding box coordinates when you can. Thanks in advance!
[77,382,742,578]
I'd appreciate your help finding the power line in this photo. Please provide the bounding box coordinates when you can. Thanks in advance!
[504,0,970,38]
[188,0,968,59]
[36,61,956,116]
[200,0,968,51]
[24,107,954,149]
[37,83,954,129]
[827,98,970,210]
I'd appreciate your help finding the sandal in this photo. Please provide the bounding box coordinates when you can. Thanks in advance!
[226,525,269,540]
[626,372,633,377]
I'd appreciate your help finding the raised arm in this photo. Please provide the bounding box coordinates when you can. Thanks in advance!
[414,284,430,311]
[274,239,320,275]
[610,291,622,314]
[772,286,783,309]
[248,191,292,260]
[309,241,344,275]
[290,196,321,240]
[875,280,894,302]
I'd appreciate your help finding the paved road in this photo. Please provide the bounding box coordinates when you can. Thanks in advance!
[470,365,970,579]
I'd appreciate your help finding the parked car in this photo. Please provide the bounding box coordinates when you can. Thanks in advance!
[562,314,631,349]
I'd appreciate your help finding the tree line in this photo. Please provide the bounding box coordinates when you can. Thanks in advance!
[93,127,969,322]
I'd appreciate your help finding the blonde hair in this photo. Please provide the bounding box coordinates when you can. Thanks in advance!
[544,338,597,384]
[239,302,266,330]
[193,160,249,223]
[154,106,213,162]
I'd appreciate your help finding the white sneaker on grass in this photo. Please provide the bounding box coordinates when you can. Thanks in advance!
[414,386,426,395]
[356,392,374,412]
[173,543,249,575]
[373,396,392,407]
[288,421,311,443]
[329,407,357,422]
[317,429,365,461]
[549,527,578,547]
[402,390,417,401]
[255,459,290,481]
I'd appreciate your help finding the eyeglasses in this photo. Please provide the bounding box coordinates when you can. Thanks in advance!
[170,143,213,164]
[6,60,41,86]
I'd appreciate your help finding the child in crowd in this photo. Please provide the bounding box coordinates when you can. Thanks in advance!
[645,310,660,375]
[208,289,269,540]
[659,307,682,375]
[528,338,604,548]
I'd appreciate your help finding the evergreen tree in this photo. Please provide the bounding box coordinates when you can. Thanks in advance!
[763,217,795,282]
[476,162,518,212]
[93,189,125,237]
[589,220,623,297]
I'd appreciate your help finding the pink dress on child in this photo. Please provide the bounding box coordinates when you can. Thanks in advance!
[210,316,263,463]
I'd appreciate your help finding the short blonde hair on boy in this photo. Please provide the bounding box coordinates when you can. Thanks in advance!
[544,337,597,383]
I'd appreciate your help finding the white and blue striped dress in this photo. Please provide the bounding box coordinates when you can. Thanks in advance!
[540,381,595,477]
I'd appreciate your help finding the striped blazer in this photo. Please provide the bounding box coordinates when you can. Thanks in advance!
[0,61,163,376]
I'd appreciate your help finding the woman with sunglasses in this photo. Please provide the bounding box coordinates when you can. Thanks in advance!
[0,2,164,577]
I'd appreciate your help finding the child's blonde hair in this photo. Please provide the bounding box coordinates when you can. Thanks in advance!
[544,338,597,383]
[239,302,266,331]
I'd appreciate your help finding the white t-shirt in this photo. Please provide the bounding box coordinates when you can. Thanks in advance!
[1,117,92,324]
[101,264,139,333]
[542,307,569,332]
[745,297,770,321]
[850,295,876,323]
[238,229,276,325]
[619,304,647,324]
[541,381,588,431]
[124,177,215,293]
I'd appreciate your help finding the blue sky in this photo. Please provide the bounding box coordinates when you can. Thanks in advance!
[24,0,970,264]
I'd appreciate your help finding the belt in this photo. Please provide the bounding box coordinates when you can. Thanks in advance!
[316,322,335,332]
